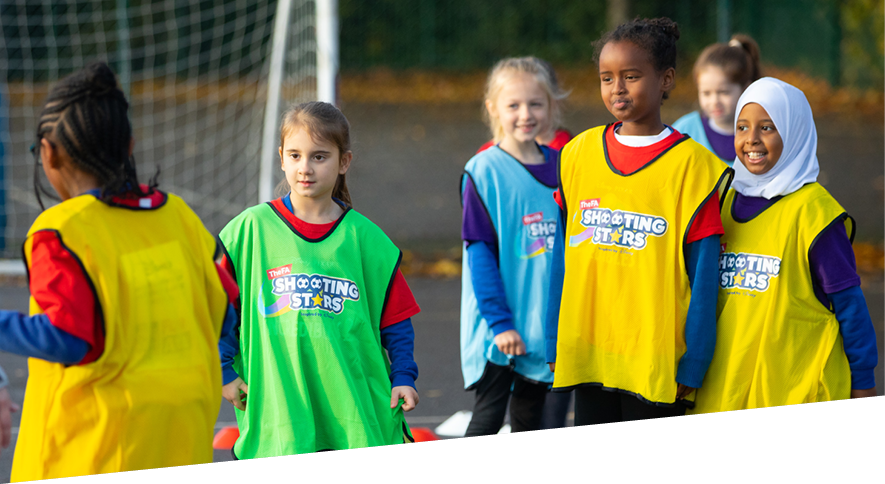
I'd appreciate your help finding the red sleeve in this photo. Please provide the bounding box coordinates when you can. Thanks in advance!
[215,260,239,303]
[547,129,573,150]
[217,255,240,312]
[553,189,564,210]
[685,193,724,244]
[476,140,495,154]
[379,269,420,329]
[28,230,104,364]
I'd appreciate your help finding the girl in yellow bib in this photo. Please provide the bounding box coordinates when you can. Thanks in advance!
[545,18,733,424]
[0,62,236,481]
[691,77,878,413]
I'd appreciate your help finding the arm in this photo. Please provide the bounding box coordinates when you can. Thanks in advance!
[0,230,101,365]
[0,366,18,455]
[808,222,878,394]
[214,260,242,385]
[380,318,418,389]
[379,271,421,411]
[215,258,249,410]
[676,234,720,392]
[0,312,90,364]
[381,317,419,413]
[461,174,523,354]
[829,287,878,394]
[466,241,515,336]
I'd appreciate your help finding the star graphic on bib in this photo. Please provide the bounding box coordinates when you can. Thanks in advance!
[312,292,324,306]
[610,230,622,243]
[733,272,745,286]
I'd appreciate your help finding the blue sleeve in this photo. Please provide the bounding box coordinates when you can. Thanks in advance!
[545,206,566,364]
[0,311,90,365]
[829,286,879,389]
[676,234,720,388]
[218,303,241,385]
[466,240,515,336]
[380,318,418,389]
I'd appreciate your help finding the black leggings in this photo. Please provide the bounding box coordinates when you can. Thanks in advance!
[464,362,549,437]
[573,386,687,426]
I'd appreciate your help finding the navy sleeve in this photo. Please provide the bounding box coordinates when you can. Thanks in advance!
[545,206,567,364]
[829,286,879,389]
[466,241,515,336]
[676,234,720,389]
[0,311,90,365]
[218,303,241,385]
[380,318,418,389]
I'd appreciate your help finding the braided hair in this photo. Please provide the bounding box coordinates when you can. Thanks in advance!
[34,61,157,209]
[592,17,681,100]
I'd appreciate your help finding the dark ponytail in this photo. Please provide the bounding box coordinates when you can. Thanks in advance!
[34,61,157,209]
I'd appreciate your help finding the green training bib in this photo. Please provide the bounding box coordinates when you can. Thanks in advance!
[220,201,408,457]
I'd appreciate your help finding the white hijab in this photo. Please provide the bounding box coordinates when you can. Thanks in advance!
[730,77,820,199]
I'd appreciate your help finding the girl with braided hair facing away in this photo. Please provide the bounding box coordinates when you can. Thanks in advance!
[217,101,420,458]
[673,34,763,164]
[545,18,733,424]
[0,62,239,480]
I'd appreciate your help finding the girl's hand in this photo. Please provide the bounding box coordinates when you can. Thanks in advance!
[676,383,696,400]
[548,362,556,372]
[850,388,877,398]
[0,388,21,454]
[391,386,419,412]
[494,329,526,356]
[223,377,249,411]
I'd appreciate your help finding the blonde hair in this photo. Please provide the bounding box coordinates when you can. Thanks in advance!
[275,101,352,207]
[482,56,569,143]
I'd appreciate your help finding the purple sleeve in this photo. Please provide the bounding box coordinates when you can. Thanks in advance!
[461,174,498,249]
[809,221,861,306]
[702,116,736,161]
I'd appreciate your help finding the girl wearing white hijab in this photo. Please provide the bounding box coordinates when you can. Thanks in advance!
[692,77,878,413]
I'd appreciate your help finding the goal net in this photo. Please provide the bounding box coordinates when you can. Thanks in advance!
[0,0,326,258]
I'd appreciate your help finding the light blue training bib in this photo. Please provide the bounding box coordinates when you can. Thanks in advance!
[459,145,559,388]
[673,110,734,166]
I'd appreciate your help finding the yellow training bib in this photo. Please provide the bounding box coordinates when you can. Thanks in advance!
[12,193,228,481]
[555,124,731,405]
[691,184,853,413]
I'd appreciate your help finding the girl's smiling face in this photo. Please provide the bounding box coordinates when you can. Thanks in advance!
[735,102,783,175]
[697,66,744,131]
[487,72,550,145]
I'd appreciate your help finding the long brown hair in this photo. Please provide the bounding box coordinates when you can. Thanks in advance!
[276,101,352,207]
[693,34,762,88]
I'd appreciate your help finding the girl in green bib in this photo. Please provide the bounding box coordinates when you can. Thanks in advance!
[217,102,421,458]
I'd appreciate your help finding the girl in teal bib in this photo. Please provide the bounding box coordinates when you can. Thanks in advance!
[218,102,421,458]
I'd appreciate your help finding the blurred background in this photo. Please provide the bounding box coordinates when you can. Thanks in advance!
[0,0,882,480]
